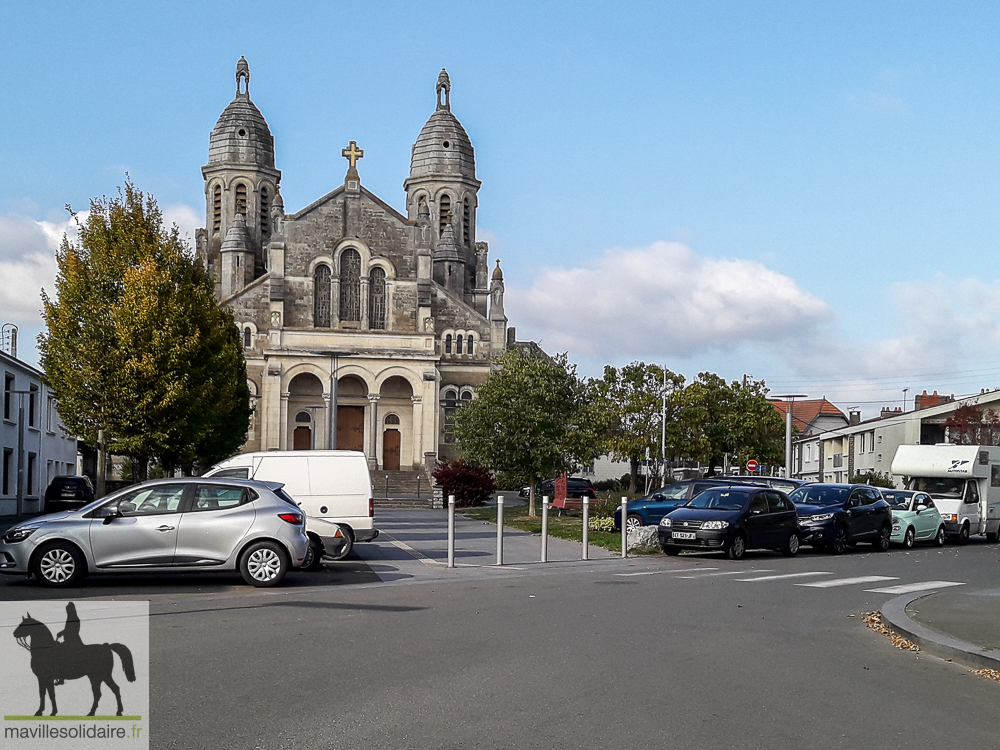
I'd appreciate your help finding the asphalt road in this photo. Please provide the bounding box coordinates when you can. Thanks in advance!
[4,513,1000,748]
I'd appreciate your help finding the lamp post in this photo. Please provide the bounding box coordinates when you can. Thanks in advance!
[774,394,807,479]
[902,387,909,413]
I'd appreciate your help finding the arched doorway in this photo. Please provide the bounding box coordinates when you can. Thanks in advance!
[383,414,401,471]
[288,372,325,450]
[293,411,312,450]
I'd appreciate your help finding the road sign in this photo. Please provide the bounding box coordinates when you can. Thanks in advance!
[746,460,759,472]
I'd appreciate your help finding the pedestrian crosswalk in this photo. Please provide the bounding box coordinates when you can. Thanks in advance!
[660,567,967,595]
[797,575,898,588]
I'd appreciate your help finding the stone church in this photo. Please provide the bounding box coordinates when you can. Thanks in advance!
[195,58,515,472]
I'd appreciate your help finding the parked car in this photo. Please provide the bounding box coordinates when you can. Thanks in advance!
[43,475,95,513]
[614,477,762,531]
[0,478,310,588]
[788,483,893,554]
[657,485,800,560]
[882,490,946,548]
[518,477,597,500]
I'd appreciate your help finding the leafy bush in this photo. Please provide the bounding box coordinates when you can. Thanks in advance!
[433,459,496,507]
[850,470,895,488]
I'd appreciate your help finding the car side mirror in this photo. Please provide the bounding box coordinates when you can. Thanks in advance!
[652,493,665,502]
[916,504,927,513]
[751,508,763,515]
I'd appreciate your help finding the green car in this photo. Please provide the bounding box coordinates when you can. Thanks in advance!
[883,490,946,548]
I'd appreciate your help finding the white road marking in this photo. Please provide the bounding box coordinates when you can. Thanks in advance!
[864,580,966,594]
[615,568,718,577]
[380,534,445,566]
[677,569,774,579]
[736,572,833,582]
[797,575,898,588]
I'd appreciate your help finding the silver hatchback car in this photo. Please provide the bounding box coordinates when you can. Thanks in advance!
[0,478,309,588]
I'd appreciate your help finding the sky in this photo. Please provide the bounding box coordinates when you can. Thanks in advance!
[4,1,1000,417]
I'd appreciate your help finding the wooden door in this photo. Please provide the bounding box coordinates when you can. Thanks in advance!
[383,429,401,471]
[337,406,365,451]
[293,426,312,450]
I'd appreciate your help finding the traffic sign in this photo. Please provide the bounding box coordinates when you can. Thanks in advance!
[746,460,759,472]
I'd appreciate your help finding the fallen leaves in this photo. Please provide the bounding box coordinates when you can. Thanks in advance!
[862,611,920,652]
[972,668,1000,682]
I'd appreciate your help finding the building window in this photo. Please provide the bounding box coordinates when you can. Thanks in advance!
[385,414,400,425]
[444,334,452,354]
[442,389,458,443]
[3,372,12,421]
[870,431,876,452]
[243,327,252,349]
[2,448,11,495]
[260,186,270,239]
[369,267,387,330]
[463,198,471,246]
[235,183,248,217]
[27,453,36,495]
[314,264,332,327]
[46,396,54,432]
[439,194,452,236]
[339,249,362,322]
[456,334,464,354]
[466,335,474,355]
[212,185,222,233]
[460,391,472,404]
[28,384,37,428]
[295,411,311,423]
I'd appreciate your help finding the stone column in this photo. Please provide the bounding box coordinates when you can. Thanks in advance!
[331,277,341,328]
[278,390,290,450]
[368,395,380,469]
[321,393,331,450]
[411,395,423,469]
[360,277,370,330]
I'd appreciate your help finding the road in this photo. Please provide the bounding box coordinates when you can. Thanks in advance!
[3,511,999,749]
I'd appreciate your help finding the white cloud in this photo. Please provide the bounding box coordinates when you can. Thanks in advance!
[507,241,831,359]
[163,204,201,246]
[0,214,74,325]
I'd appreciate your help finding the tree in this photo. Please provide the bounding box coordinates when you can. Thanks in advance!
[432,460,496,507]
[593,362,685,493]
[454,349,604,516]
[849,470,895,488]
[944,405,1000,446]
[39,181,250,478]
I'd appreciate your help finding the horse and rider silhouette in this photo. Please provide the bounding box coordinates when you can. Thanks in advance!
[13,603,135,717]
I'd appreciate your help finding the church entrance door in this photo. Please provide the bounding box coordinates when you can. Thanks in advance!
[293,426,312,450]
[337,406,365,451]
[383,429,401,471]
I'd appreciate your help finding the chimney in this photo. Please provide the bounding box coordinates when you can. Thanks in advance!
[506,327,516,345]
[849,410,861,425]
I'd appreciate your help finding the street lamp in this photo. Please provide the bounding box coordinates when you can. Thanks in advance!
[774,394,808,479]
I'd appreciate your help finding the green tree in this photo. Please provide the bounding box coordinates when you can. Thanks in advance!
[454,349,603,516]
[39,181,250,478]
[594,362,685,493]
[849,470,895,488]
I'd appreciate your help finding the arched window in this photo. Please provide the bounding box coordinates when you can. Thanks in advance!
[295,411,311,423]
[385,414,400,425]
[235,183,248,217]
[339,249,362,322]
[212,185,222,233]
[314,265,332,328]
[466,334,474,355]
[439,194,452,236]
[444,334,453,354]
[460,390,473,404]
[463,198,471,246]
[243,326,252,349]
[260,187,270,239]
[369,267,387,330]
[456,334,464,354]
[442,389,459,444]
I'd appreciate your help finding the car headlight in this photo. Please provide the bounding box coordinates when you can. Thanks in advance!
[702,520,729,530]
[3,526,39,543]
[659,517,671,527]
[808,513,834,522]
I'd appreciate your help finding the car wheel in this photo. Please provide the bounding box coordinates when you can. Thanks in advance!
[301,538,324,572]
[661,545,681,556]
[958,523,970,544]
[874,524,891,552]
[239,541,289,587]
[934,525,946,547]
[324,527,355,561]
[782,532,800,557]
[625,514,643,531]
[829,527,848,555]
[31,542,86,588]
[903,527,915,549]
[727,533,747,561]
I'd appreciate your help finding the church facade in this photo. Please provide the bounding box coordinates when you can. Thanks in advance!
[195,59,512,471]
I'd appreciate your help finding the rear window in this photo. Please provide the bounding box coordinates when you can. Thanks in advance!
[273,488,300,508]
[209,467,250,479]
[789,486,850,506]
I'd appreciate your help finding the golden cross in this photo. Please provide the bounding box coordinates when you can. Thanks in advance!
[342,141,364,169]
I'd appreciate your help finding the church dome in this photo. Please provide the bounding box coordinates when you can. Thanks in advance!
[207,57,275,169]
[409,69,476,181]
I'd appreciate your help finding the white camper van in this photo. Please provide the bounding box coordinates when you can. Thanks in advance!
[204,451,377,560]
[891,444,1000,543]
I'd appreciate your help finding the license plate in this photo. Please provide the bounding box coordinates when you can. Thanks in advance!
[672,531,697,540]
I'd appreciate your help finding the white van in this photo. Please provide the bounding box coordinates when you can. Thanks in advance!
[891,444,1000,543]
[204,450,377,560]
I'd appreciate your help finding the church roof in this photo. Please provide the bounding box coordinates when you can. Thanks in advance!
[207,58,275,169]
[409,69,476,181]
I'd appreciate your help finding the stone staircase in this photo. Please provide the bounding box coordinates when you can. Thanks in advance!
[372,469,438,508]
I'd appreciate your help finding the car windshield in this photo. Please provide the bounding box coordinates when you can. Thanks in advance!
[687,488,749,510]
[906,477,964,498]
[881,491,914,510]
[654,484,689,500]
[788,486,850,506]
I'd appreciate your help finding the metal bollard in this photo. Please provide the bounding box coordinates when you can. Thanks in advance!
[582,496,590,560]
[447,495,456,568]
[496,495,504,566]
[621,497,628,558]
[541,495,549,562]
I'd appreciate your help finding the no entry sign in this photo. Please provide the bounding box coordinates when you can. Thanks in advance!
[746,460,759,472]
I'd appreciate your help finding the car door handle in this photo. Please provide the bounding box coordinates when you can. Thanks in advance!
[156,525,176,532]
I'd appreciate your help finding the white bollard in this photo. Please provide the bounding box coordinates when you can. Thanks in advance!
[621,497,628,558]
[541,495,549,562]
[496,495,504,566]
[582,496,590,560]
[447,494,456,568]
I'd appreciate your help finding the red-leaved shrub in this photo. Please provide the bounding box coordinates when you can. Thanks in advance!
[432,460,496,507]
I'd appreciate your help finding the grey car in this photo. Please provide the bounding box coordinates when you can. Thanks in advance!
[0,478,309,588]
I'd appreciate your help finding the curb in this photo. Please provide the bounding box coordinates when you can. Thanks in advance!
[881,592,1000,671]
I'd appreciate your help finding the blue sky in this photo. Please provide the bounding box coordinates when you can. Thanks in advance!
[4,1,1000,416]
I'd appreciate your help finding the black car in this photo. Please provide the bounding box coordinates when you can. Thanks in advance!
[615,477,763,530]
[43,475,96,512]
[657,485,800,560]
[788,483,893,554]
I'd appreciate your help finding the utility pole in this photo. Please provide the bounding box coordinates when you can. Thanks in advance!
[660,367,667,484]
[774,394,807,479]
